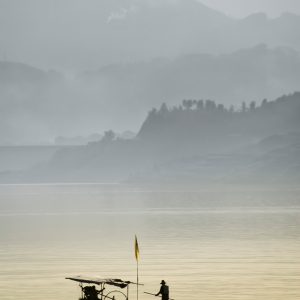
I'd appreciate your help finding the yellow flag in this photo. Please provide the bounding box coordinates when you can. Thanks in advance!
[135,235,140,261]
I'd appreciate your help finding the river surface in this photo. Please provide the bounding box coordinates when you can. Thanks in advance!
[0,183,299,300]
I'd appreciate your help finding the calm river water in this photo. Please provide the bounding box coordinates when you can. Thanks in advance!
[0,183,299,300]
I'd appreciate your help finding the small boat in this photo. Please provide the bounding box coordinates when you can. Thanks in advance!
[66,275,141,300]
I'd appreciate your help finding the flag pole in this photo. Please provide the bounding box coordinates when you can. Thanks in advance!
[135,235,140,300]
[137,258,139,300]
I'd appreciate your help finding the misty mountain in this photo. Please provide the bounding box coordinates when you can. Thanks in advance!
[0,61,67,144]
[1,0,300,70]
[2,92,299,184]
[1,44,300,145]
[1,0,300,145]
[81,44,300,107]
[0,61,49,84]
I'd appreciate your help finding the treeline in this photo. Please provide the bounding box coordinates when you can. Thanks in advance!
[146,97,274,117]
[138,92,300,140]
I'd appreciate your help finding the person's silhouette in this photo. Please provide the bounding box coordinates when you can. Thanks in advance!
[156,280,169,300]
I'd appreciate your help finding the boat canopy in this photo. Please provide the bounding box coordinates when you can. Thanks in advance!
[66,276,135,288]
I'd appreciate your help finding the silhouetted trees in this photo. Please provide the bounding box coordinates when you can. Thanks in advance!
[182,99,194,110]
[102,130,116,143]
[261,98,268,108]
[217,104,225,112]
[138,92,300,141]
[159,103,169,115]
[229,105,235,113]
[141,96,293,124]
[205,100,216,111]
[241,102,247,113]
[196,100,204,110]
[250,101,256,111]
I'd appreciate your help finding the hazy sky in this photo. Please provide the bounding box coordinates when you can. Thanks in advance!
[199,0,300,17]
[1,0,299,69]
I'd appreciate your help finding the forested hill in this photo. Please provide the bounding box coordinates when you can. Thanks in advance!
[1,93,299,184]
[138,92,300,144]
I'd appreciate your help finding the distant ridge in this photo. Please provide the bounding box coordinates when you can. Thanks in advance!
[0,61,46,83]
[1,92,299,184]
[0,61,63,83]
[1,45,300,144]
[81,44,300,106]
[1,0,300,68]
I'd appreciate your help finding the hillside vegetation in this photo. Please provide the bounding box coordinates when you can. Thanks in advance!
[1,92,299,184]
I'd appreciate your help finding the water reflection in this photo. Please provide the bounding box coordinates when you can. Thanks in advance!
[0,184,299,300]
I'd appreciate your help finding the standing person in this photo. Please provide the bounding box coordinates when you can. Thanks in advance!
[156,280,169,300]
